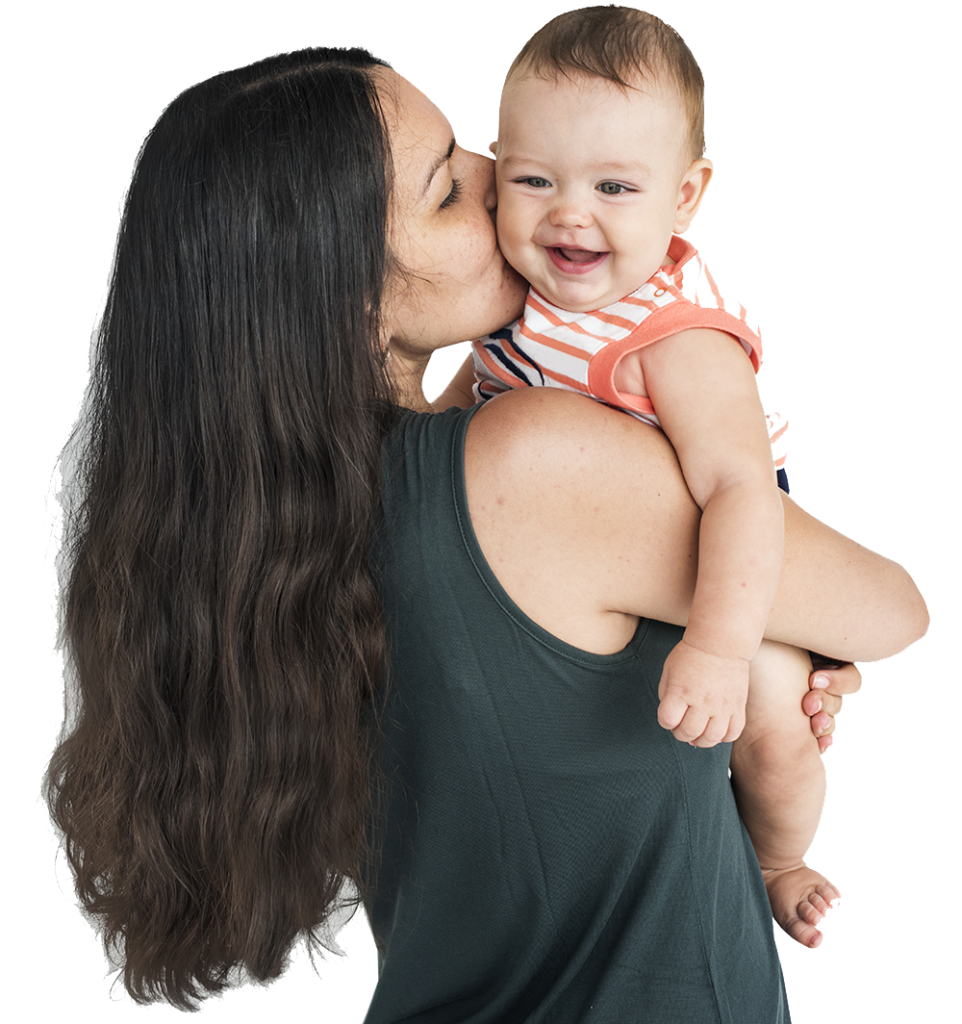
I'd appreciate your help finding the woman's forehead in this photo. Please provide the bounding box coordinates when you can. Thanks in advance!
[376,68,454,194]
[376,69,448,138]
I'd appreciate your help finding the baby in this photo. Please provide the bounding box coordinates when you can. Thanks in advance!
[473,6,839,948]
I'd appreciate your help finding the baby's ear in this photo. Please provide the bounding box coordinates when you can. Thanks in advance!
[676,155,713,234]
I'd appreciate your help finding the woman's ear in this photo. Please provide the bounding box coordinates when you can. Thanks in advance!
[674,158,713,234]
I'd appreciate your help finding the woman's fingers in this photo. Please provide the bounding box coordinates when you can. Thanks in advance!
[804,661,862,753]
[809,659,862,696]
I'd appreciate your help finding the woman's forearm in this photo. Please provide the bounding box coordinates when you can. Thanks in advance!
[769,495,928,661]
[636,484,929,664]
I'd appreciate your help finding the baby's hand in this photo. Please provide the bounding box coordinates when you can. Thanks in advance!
[657,638,749,746]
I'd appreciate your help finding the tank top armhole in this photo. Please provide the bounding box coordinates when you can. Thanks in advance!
[449,406,651,667]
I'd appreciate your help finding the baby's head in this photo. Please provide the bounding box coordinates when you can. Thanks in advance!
[495,7,713,312]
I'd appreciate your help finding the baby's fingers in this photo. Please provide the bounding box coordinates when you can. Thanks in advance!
[721,712,746,744]
[657,692,690,732]
[686,712,741,748]
[670,706,710,744]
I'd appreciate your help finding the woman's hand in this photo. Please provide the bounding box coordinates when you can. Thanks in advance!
[804,660,861,754]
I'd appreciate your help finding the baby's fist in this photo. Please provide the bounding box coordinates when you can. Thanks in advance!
[657,639,749,747]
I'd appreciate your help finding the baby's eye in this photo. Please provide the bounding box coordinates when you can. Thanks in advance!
[518,177,551,189]
[597,181,632,195]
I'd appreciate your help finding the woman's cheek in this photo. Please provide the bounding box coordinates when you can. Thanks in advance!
[457,217,493,284]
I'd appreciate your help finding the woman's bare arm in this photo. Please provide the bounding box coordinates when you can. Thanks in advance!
[465,388,928,662]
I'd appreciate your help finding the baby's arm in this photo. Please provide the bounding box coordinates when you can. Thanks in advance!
[634,328,784,746]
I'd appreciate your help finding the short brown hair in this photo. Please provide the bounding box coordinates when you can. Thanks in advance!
[507,6,705,160]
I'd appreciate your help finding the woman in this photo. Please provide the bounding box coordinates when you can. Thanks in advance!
[46,47,926,1021]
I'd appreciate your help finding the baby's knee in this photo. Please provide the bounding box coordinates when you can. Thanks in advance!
[733,719,822,788]
[761,721,820,766]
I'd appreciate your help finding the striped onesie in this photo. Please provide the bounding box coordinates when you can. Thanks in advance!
[472,236,788,474]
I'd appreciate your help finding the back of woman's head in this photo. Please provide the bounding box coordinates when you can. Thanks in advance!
[115,46,394,449]
[47,47,398,1009]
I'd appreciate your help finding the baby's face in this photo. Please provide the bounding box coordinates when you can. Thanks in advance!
[495,73,698,312]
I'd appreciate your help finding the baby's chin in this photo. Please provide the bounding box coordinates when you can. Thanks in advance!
[532,277,626,314]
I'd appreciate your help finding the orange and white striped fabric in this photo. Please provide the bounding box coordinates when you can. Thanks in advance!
[472,236,788,469]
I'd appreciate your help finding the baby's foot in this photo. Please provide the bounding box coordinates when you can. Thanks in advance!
[761,863,840,949]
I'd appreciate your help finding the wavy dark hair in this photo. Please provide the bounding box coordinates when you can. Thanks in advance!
[45,47,400,1009]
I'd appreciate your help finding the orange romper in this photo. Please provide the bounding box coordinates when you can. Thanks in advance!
[472,236,788,471]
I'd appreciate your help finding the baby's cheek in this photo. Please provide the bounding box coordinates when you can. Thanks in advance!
[496,193,527,237]
[495,222,532,277]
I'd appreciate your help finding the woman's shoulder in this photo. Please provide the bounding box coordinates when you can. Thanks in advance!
[464,390,698,650]
[466,389,693,533]
[468,388,653,464]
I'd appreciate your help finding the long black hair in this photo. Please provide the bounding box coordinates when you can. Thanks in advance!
[46,46,399,1009]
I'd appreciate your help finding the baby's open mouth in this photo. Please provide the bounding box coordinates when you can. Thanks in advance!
[554,247,605,263]
[546,246,609,275]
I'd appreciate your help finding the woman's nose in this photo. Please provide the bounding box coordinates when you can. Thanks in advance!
[464,149,498,213]
[479,157,498,213]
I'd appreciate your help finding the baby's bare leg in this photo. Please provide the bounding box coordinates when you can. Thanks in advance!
[730,640,840,948]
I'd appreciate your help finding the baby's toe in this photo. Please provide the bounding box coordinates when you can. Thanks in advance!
[787,916,823,949]
[819,882,841,905]
[810,884,840,914]
[803,894,829,920]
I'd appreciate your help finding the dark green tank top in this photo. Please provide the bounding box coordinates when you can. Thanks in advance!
[365,406,789,1024]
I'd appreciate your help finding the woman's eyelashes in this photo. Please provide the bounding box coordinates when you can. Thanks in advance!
[440,176,463,209]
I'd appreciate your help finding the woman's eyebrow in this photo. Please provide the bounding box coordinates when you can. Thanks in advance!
[422,138,456,197]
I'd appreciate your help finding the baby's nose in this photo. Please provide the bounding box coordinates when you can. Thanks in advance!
[549,199,592,228]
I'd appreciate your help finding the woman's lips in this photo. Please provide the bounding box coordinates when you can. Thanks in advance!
[545,246,608,275]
